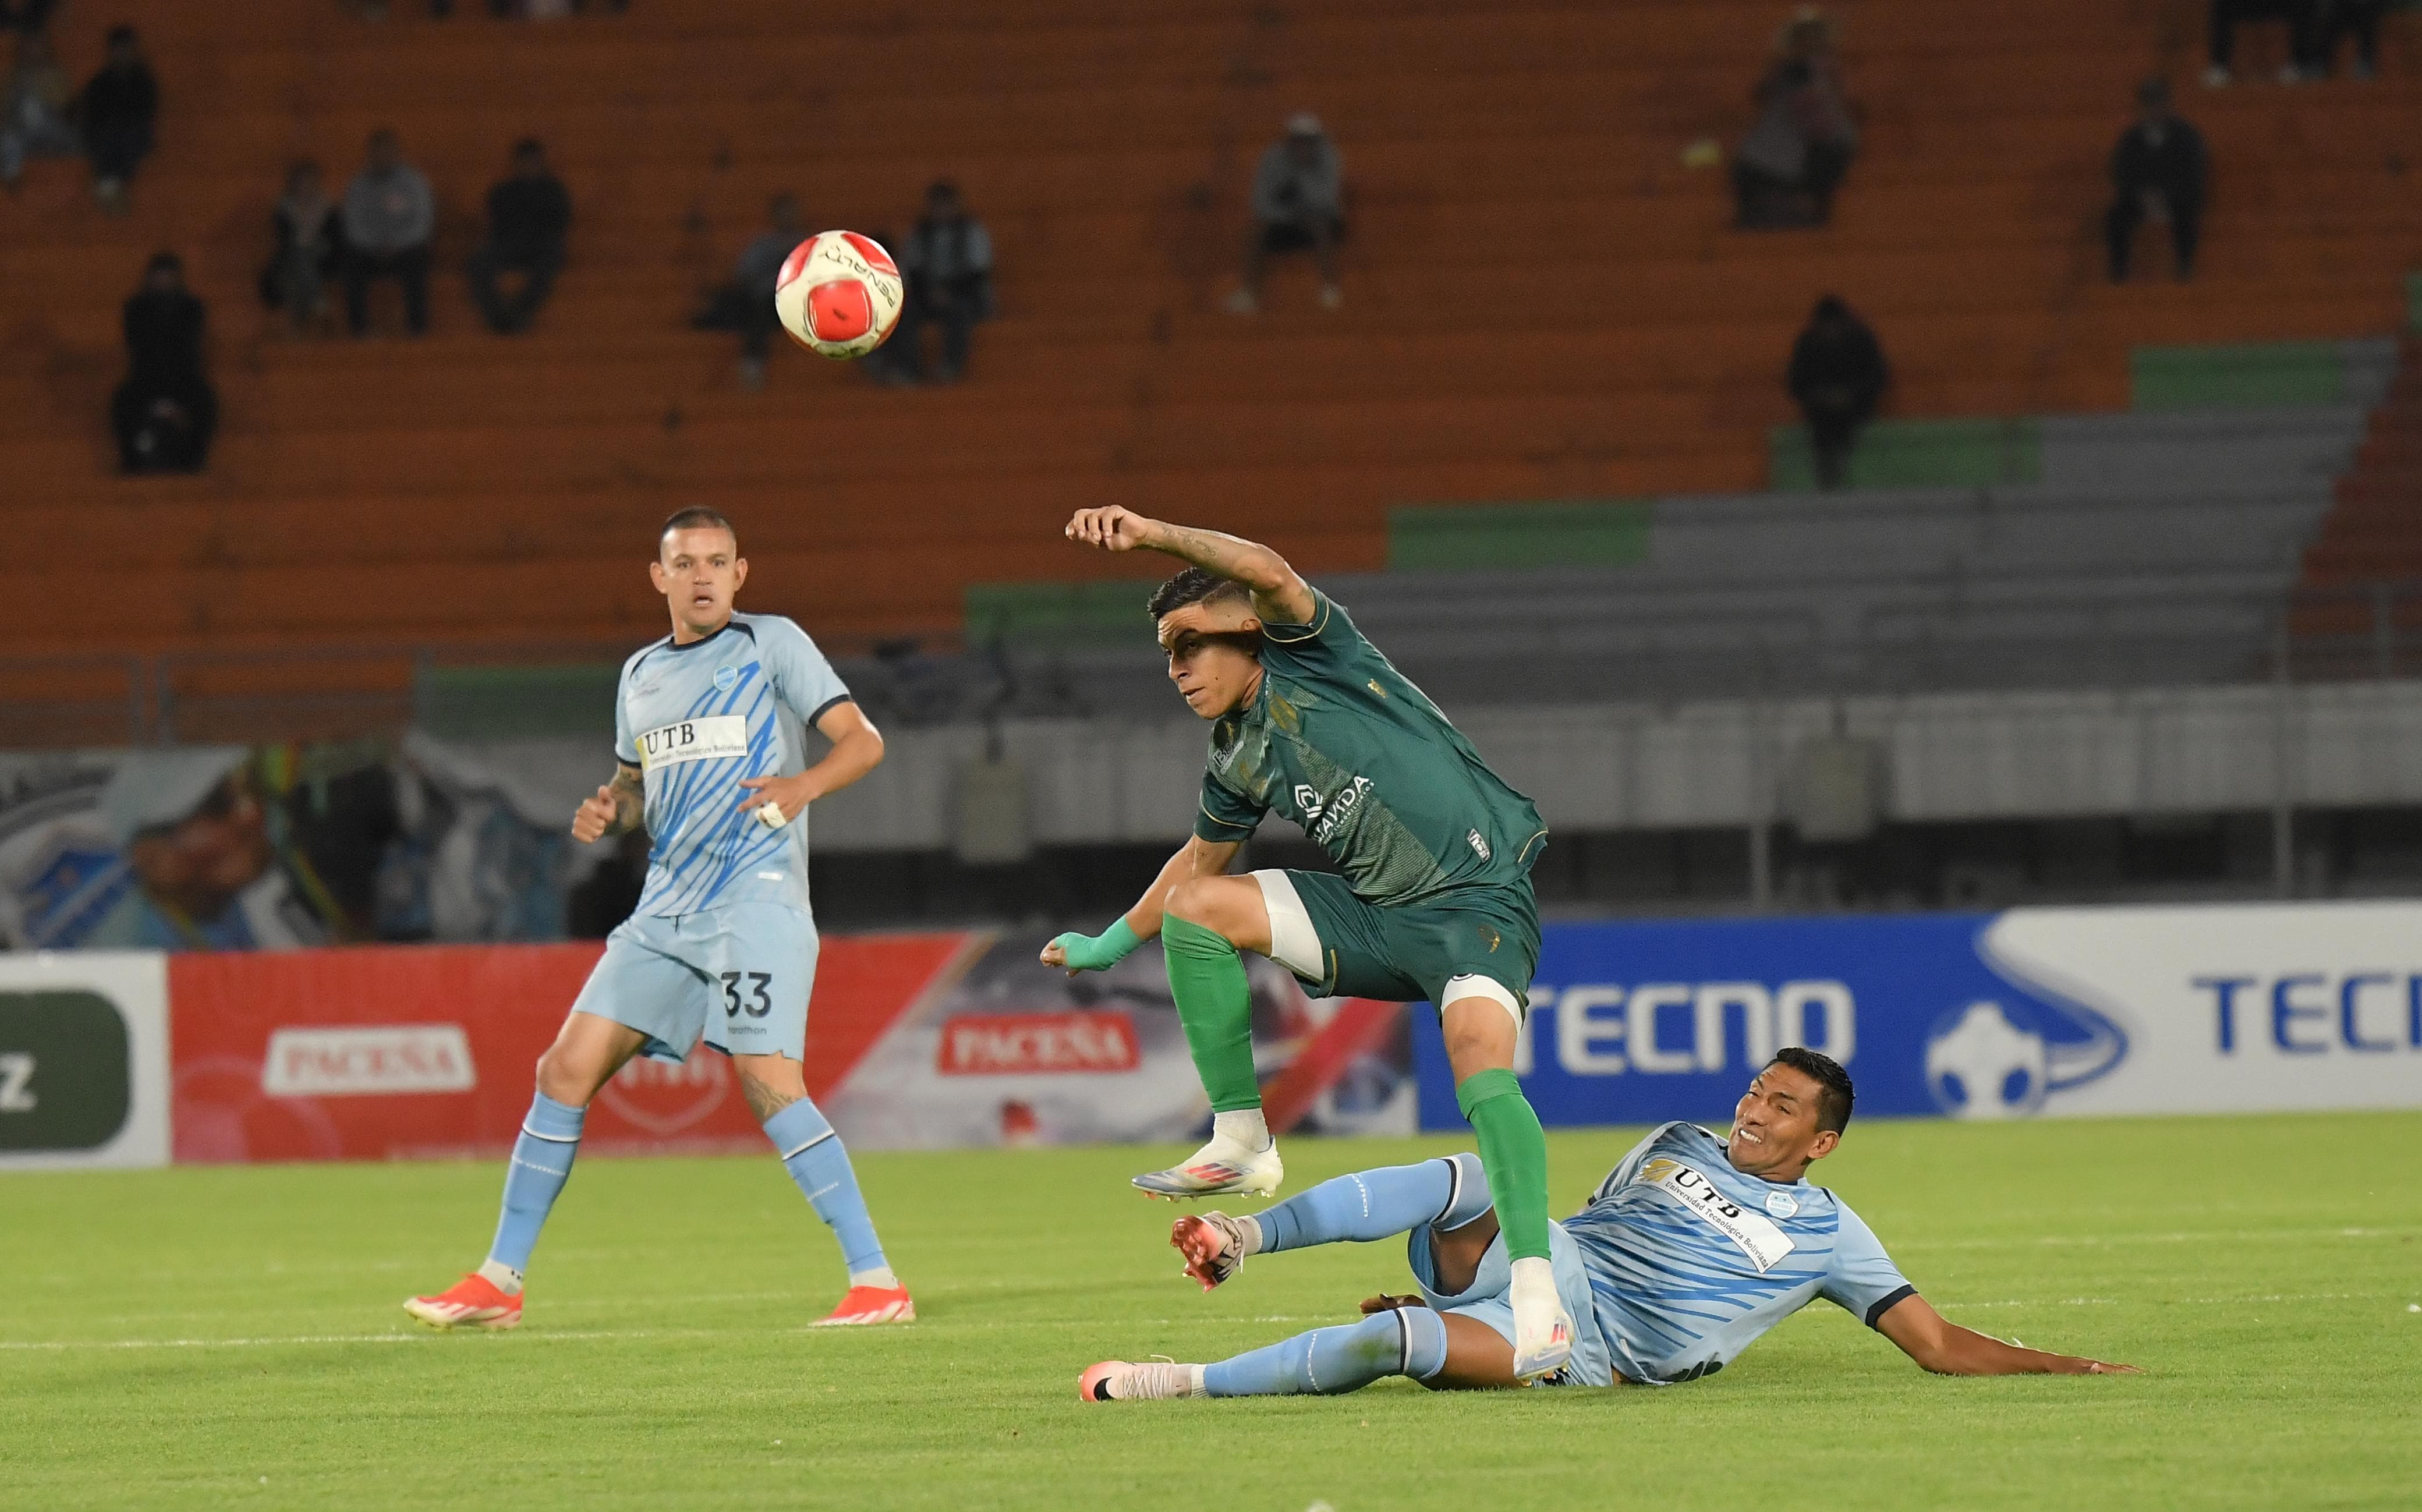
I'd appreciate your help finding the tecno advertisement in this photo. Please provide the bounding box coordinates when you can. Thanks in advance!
[6,901,2419,1170]
[1410,902,2422,1129]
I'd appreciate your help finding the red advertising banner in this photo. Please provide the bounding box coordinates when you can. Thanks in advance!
[168,934,973,1163]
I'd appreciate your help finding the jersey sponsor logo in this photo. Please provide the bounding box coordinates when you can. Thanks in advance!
[637,714,748,771]
[936,1011,1141,1076]
[260,1025,477,1097]
[1311,775,1373,845]
[1467,828,1492,862]
[1634,1156,1796,1272]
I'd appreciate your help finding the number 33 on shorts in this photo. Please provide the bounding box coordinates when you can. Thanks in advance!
[720,971,774,1018]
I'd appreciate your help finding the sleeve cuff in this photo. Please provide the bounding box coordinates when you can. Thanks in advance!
[1864,1285,1918,1329]
[1259,589,1332,644]
[806,694,854,727]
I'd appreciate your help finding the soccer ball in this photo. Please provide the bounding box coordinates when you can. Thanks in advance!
[1924,1000,2049,1120]
[773,231,905,359]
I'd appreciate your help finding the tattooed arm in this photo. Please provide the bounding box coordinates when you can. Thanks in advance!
[571,762,645,843]
[1063,506,1316,625]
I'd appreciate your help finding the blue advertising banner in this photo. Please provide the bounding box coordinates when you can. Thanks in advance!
[1411,904,2422,1129]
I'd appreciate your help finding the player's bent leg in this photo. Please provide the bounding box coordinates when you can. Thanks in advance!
[405,1011,648,1332]
[736,1053,913,1327]
[1082,1302,1454,1403]
[1441,987,1570,1382]
[1171,1152,1489,1288]
[1134,873,1286,1199]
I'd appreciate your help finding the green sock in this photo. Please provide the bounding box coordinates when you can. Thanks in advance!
[1162,916,1263,1114]
[1456,1068,1552,1263]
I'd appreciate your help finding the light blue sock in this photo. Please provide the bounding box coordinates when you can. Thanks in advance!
[1203,1307,1450,1397]
[1254,1154,1490,1253]
[763,1098,889,1280]
[487,1091,585,1276]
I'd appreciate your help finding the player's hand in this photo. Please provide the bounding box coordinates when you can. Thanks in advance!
[2074,1358,2144,1375]
[1358,1294,1430,1315]
[738,773,818,828]
[1064,505,1159,553]
[1041,920,1144,976]
[571,784,618,843]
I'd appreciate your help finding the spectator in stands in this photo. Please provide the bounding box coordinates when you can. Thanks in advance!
[73,23,154,213]
[2205,0,2321,85]
[259,158,341,334]
[111,252,215,475]
[1733,8,1859,230]
[1786,295,1888,491]
[0,1,66,36]
[466,137,572,334]
[2105,79,2208,284]
[887,180,995,384]
[342,127,435,337]
[0,29,77,192]
[2311,0,2384,78]
[692,190,804,389]
[1226,113,1344,314]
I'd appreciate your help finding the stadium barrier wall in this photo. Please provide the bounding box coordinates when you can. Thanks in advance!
[0,931,1411,1167]
[0,952,172,1170]
[1410,902,2422,1130]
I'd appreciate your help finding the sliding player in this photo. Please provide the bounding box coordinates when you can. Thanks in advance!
[1081,1049,2140,1398]
[406,508,912,1331]
[1042,506,1573,1379]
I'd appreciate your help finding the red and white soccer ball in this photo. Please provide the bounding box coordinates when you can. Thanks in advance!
[773,231,905,360]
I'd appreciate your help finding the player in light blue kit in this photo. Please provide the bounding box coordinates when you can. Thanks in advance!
[406,508,913,1331]
[1080,1049,2138,1399]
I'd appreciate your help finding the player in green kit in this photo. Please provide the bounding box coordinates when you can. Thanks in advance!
[1040,506,1575,1380]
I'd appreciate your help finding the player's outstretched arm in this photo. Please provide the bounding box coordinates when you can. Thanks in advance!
[1874,1294,2141,1376]
[1042,835,1240,973]
[738,701,886,824]
[572,762,645,843]
[1063,506,1315,625]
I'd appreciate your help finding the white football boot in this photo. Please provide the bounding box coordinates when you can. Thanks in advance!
[1079,1358,1208,1402]
[1508,1255,1575,1383]
[1131,1135,1284,1201]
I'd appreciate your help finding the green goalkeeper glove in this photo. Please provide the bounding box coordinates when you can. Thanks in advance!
[1049,918,1145,972]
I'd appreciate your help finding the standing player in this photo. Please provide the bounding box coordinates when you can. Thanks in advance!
[406,508,912,1330]
[1041,507,1574,1379]
[1079,1050,2140,1399]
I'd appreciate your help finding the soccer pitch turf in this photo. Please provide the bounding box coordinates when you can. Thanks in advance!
[7,1116,2419,1511]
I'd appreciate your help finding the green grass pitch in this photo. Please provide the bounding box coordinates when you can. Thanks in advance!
[8,1113,2420,1511]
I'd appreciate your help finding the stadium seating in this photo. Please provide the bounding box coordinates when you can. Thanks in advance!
[1,0,2416,735]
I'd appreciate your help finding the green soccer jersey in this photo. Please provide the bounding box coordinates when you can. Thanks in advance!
[1192,589,1547,906]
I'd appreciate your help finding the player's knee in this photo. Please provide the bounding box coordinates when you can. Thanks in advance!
[534,1043,606,1106]
[1164,877,1244,940]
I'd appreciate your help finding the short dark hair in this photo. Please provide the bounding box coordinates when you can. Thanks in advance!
[1148,566,1249,619]
[1766,1047,1854,1134]
[660,506,736,549]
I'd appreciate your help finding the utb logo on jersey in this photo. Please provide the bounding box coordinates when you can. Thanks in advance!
[638,714,748,771]
[1635,1156,1797,1272]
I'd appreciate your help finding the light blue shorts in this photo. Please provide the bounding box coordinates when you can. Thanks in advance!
[570,901,817,1063]
[1407,1217,1616,1388]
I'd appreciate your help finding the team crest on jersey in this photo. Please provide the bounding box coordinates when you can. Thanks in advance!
[713,665,738,692]
[1635,1156,1797,1272]
[1765,1190,1798,1219]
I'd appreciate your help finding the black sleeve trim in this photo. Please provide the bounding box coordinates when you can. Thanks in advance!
[806,694,854,727]
[1864,1285,1919,1330]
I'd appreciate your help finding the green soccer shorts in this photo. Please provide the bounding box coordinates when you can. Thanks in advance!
[1251,869,1540,1023]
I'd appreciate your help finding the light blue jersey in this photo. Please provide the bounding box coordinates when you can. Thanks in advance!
[611,611,851,918]
[1561,1122,1914,1384]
